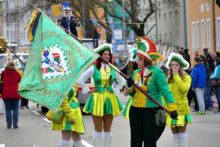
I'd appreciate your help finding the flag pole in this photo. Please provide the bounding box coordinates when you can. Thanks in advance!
[0,39,25,64]
[27,2,170,114]
[100,57,170,114]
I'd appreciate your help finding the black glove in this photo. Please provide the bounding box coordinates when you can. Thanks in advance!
[170,110,178,120]
[127,76,134,87]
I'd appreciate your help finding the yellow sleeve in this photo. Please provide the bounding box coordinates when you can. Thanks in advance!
[61,97,75,121]
[17,69,23,77]
[173,74,191,94]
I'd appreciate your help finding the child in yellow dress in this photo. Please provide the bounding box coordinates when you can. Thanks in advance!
[49,87,84,147]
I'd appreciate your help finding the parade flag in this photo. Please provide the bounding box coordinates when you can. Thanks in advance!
[19,10,98,110]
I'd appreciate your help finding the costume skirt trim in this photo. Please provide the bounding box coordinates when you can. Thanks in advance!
[166,113,192,127]
[83,91,123,117]
[122,98,132,120]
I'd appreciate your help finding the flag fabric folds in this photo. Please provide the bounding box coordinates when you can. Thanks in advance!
[19,10,98,111]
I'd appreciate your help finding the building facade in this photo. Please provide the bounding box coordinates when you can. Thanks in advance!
[145,0,188,48]
[2,0,51,52]
[0,0,3,37]
[188,0,220,52]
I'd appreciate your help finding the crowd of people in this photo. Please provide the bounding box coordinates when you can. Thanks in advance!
[0,4,220,147]
[178,47,220,114]
[1,35,220,147]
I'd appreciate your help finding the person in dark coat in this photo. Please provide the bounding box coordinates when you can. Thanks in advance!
[58,7,80,37]
[1,61,22,129]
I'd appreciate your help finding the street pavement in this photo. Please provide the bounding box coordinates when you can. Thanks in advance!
[0,94,220,147]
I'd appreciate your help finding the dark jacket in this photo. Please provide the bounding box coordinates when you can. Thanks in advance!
[1,68,22,99]
[58,16,80,37]
[191,63,207,88]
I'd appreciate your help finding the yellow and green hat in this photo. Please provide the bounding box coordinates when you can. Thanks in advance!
[165,52,189,70]
[94,43,112,54]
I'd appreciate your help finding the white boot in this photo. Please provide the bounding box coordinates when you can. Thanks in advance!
[59,140,69,147]
[179,132,188,147]
[93,131,103,147]
[103,132,112,147]
[173,134,179,147]
[73,140,82,147]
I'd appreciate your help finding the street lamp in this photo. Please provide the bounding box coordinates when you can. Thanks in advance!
[122,0,127,52]
[0,0,3,37]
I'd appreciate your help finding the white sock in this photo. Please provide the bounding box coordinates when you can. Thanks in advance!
[179,132,188,147]
[59,139,69,147]
[103,132,112,147]
[73,140,82,147]
[93,131,103,147]
[173,134,179,147]
[93,131,103,138]
[104,131,112,137]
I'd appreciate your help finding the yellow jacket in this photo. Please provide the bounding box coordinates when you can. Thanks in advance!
[168,73,191,115]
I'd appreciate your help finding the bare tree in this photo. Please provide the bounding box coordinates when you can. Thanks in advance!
[15,0,179,40]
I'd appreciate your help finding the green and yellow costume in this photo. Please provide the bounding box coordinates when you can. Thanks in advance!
[83,65,123,116]
[123,66,177,119]
[51,88,85,134]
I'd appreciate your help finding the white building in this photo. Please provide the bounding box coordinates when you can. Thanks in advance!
[144,0,188,48]
[2,0,51,52]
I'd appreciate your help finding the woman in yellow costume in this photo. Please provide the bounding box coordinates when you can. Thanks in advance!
[165,52,192,147]
[77,43,125,147]
[49,87,85,147]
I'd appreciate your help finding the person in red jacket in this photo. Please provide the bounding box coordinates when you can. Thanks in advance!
[1,61,22,129]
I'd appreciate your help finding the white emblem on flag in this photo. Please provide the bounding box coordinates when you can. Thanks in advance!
[41,44,70,79]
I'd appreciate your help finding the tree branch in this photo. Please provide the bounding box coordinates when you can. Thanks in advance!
[143,0,154,23]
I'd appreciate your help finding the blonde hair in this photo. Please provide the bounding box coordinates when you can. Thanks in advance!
[6,61,15,69]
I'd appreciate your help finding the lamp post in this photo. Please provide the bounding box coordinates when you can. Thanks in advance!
[0,0,3,37]
[122,0,127,53]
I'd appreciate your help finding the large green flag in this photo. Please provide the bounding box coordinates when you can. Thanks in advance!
[19,10,98,110]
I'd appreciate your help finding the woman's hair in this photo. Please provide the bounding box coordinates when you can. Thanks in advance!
[168,61,185,83]
[5,61,15,69]
[194,56,203,63]
[95,49,112,70]
[144,59,153,67]
[215,58,220,66]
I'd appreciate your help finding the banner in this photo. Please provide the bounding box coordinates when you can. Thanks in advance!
[19,10,98,110]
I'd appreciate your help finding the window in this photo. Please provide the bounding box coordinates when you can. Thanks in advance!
[169,32,172,45]
[192,22,195,49]
[196,21,200,49]
[164,33,167,43]
[201,20,205,48]
[206,19,210,48]
[217,17,220,49]
[7,30,9,40]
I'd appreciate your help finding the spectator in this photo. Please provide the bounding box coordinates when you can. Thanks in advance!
[200,55,214,110]
[58,5,80,37]
[191,57,207,115]
[210,58,220,113]
[1,61,22,129]
[194,50,199,58]
[178,47,184,56]
[216,52,220,58]
[19,60,29,109]
[183,49,191,68]
[203,48,215,73]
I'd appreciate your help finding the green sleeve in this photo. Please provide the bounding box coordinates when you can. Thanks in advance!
[155,70,177,111]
